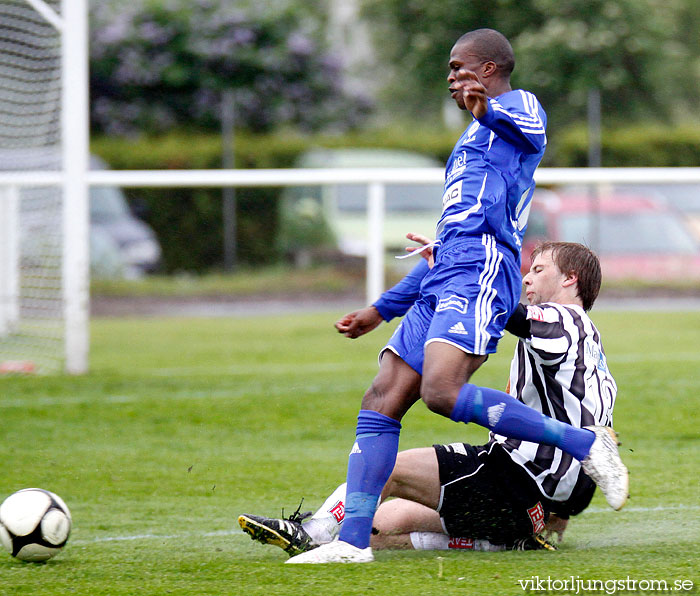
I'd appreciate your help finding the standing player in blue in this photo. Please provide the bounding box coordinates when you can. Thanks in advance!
[285,29,628,564]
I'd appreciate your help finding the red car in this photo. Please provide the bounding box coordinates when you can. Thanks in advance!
[522,189,700,281]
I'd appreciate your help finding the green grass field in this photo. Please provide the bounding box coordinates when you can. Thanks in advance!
[1,308,699,595]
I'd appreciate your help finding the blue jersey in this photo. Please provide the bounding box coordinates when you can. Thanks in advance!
[375,90,546,323]
[437,89,547,258]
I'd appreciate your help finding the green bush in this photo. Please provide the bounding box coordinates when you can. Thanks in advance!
[93,134,287,272]
[92,122,700,272]
[552,123,700,167]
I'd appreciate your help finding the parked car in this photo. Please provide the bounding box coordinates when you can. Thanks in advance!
[88,163,162,278]
[0,149,161,279]
[604,183,700,243]
[523,189,700,280]
[278,148,443,264]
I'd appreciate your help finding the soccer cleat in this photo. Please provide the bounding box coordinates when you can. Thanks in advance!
[238,508,317,557]
[511,534,557,551]
[285,540,374,564]
[581,425,629,511]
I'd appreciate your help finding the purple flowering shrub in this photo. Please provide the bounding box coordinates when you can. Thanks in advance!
[90,2,372,135]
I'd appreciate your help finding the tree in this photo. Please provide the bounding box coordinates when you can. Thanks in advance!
[511,0,682,126]
[360,0,700,129]
[90,0,372,135]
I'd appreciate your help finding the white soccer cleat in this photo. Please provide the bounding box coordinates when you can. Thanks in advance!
[284,539,374,564]
[581,426,629,511]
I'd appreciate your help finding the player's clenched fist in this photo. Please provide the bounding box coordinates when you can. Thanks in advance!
[335,306,384,339]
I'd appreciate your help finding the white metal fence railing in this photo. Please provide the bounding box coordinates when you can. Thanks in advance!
[2,166,700,374]
[6,165,700,301]
[4,166,700,301]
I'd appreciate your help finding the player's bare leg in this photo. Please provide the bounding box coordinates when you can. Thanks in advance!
[371,498,444,549]
[421,342,486,416]
[286,352,421,564]
[381,447,441,508]
[359,350,422,419]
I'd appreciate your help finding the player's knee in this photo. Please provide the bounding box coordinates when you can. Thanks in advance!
[419,380,454,417]
[383,453,417,500]
[360,383,385,411]
[361,381,416,420]
[370,526,413,550]
[382,453,407,497]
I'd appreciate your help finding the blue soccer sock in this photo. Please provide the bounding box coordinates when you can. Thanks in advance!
[450,384,595,461]
[338,410,401,549]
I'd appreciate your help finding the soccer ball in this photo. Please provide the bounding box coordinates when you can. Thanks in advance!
[0,488,72,562]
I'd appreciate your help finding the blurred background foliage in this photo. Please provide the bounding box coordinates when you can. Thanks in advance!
[90,0,700,135]
[88,0,700,272]
[363,0,700,128]
[90,0,371,135]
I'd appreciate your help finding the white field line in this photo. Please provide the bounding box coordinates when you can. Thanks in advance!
[142,351,697,375]
[0,378,368,409]
[3,351,697,408]
[609,352,700,364]
[581,503,700,514]
[72,529,244,545]
[69,504,699,546]
[144,362,375,377]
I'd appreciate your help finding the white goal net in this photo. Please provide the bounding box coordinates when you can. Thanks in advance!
[0,0,89,375]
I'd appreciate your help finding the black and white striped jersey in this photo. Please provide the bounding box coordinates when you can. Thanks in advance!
[489,302,617,502]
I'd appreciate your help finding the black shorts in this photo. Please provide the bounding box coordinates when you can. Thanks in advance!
[434,442,552,545]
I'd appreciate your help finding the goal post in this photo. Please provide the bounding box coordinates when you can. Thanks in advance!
[60,0,90,374]
[0,185,20,336]
[0,0,89,374]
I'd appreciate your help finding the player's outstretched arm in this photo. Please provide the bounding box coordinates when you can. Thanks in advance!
[372,243,431,323]
[342,232,433,335]
[335,306,384,339]
[475,91,546,155]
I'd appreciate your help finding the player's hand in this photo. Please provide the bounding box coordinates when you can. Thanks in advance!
[543,514,568,544]
[454,70,488,119]
[405,232,435,268]
[335,306,384,339]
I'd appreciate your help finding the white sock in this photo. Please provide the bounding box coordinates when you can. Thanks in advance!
[409,532,506,552]
[409,531,451,550]
[301,482,347,544]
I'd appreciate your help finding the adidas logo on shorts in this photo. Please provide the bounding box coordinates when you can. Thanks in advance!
[448,322,469,335]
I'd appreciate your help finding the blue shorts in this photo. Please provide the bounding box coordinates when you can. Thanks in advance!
[382,234,521,374]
